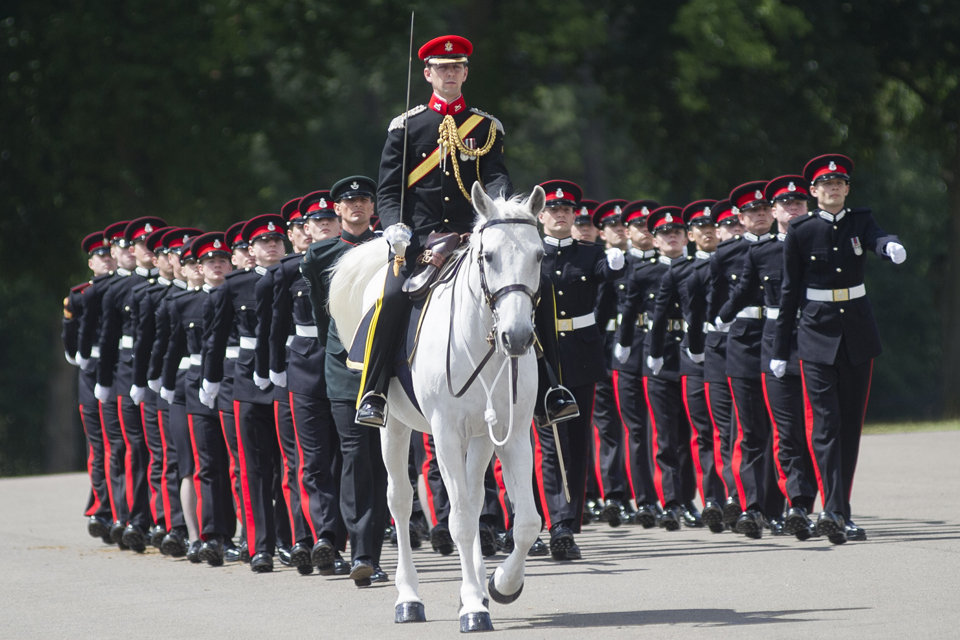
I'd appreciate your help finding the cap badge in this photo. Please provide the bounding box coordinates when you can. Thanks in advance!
[444,41,453,52]
[754,190,764,200]
[555,188,564,198]
[664,212,673,223]
[182,235,189,244]
[580,207,587,215]
[213,239,222,249]
[731,206,740,215]
[144,223,153,232]
[641,206,649,215]
[828,160,837,171]
[351,181,360,190]
[319,198,327,208]
[614,206,622,215]
[267,221,276,231]
[703,206,711,215]
[788,181,796,192]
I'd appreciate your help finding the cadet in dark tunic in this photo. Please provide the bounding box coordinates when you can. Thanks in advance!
[772,154,905,544]
[64,230,116,540]
[358,34,512,427]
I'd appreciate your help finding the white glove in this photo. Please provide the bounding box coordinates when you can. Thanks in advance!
[269,370,287,388]
[77,354,93,371]
[885,242,906,264]
[647,355,664,376]
[147,379,161,393]
[202,379,220,399]
[253,372,271,391]
[715,316,733,332]
[199,388,216,409]
[770,359,787,378]
[65,351,78,367]
[130,385,145,405]
[383,223,413,256]
[605,247,625,270]
[94,383,111,403]
[614,344,631,363]
[160,387,175,404]
[685,349,704,364]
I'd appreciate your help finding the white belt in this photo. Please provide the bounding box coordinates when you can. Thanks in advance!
[189,354,202,366]
[239,336,256,349]
[296,325,319,338]
[556,313,595,332]
[90,346,101,358]
[286,335,294,346]
[764,307,780,320]
[806,284,865,302]
[178,357,191,370]
[736,306,763,319]
[121,335,134,349]
[705,322,729,333]
[225,346,240,359]
[605,319,616,332]
[646,318,684,332]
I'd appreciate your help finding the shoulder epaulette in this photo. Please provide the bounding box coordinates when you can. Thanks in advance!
[469,107,504,134]
[388,105,428,131]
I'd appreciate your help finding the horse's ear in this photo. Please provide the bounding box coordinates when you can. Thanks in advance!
[528,185,546,218]
[472,181,493,222]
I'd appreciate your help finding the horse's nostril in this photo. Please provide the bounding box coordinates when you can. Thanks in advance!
[501,331,511,348]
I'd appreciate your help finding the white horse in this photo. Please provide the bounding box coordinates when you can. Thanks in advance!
[328,182,546,632]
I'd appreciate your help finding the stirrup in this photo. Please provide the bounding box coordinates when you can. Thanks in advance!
[539,385,580,426]
[356,392,388,428]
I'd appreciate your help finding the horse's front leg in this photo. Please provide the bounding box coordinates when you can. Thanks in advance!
[381,418,425,623]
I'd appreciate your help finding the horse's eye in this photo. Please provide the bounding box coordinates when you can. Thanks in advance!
[534,249,544,262]
[482,253,493,263]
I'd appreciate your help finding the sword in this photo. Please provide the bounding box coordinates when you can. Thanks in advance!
[552,422,572,504]
[394,11,415,278]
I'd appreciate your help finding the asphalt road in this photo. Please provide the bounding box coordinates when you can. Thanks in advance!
[2,430,958,639]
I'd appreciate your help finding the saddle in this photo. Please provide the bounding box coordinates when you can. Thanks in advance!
[402,232,466,300]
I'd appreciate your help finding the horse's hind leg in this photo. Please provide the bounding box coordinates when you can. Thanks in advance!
[382,419,425,623]
[489,432,538,604]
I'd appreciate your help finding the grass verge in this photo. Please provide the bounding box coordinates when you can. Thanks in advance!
[863,420,960,435]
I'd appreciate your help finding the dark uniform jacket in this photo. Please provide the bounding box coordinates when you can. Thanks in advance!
[377,98,512,249]
[709,235,764,380]
[647,251,712,379]
[63,281,98,406]
[253,262,291,403]
[132,277,173,398]
[271,253,327,400]
[774,207,899,366]
[161,285,209,410]
[98,267,153,391]
[617,255,672,378]
[77,271,118,365]
[147,279,188,409]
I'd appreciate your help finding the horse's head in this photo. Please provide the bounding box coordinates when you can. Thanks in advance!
[470,182,545,357]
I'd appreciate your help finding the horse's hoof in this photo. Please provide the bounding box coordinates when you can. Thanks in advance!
[460,612,494,633]
[395,602,426,623]
[488,573,523,605]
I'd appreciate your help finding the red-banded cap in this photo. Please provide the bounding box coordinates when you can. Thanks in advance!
[161,227,203,253]
[192,232,230,261]
[144,227,171,254]
[765,175,810,202]
[280,198,303,225]
[82,231,111,255]
[593,200,629,228]
[682,200,718,226]
[539,180,582,209]
[103,221,130,246]
[803,154,853,185]
[225,222,247,250]
[124,217,168,245]
[647,206,686,234]
[419,35,472,64]
[621,200,661,227]
[574,199,599,226]
[711,199,737,225]
[241,214,285,243]
[299,190,337,219]
[729,181,770,214]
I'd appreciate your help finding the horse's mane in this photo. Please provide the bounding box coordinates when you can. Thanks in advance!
[468,192,538,251]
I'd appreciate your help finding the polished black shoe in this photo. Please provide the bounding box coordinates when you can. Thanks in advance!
[544,387,580,425]
[681,502,704,528]
[224,541,242,563]
[565,542,582,560]
[601,498,624,528]
[795,521,818,541]
[160,528,188,557]
[658,504,681,531]
[528,536,549,556]
[121,525,147,552]
[768,516,785,536]
[701,501,724,533]
[370,565,388,583]
[109,520,126,544]
[350,557,375,586]
[635,503,658,529]
[816,511,847,544]
[312,537,336,574]
[87,515,111,539]
[277,544,292,567]
[250,552,274,573]
[497,530,515,554]
[722,497,742,528]
[619,502,637,525]
[238,541,250,563]
[289,542,312,569]
[199,538,225,567]
[549,524,575,560]
[148,525,167,549]
[332,552,351,575]
[386,524,396,544]
[355,394,387,428]
[736,509,763,539]
[430,522,454,556]
[784,506,813,537]
[186,539,202,563]
[844,521,867,542]
[479,522,497,557]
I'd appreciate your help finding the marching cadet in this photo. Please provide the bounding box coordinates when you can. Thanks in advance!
[771,154,905,544]
[571,199,600,243]
[360,34,512,427]
[611,201,660,527]
[710,182,785,538]
[717,176,820,541]
[64,230,116,541]
[534,180,625,561]
[645,200,727,533]
[202,214,288,572]
[301,175,389,586]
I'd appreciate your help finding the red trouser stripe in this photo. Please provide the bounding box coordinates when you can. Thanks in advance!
[98,400,118,521]
[849,360,874,501]
[799,362,826,504]
[79,405,101,517]
[235,400,257,553]
[611,371,636,502]
[531,422,552,530]
[274,400,296,541]
[157,409,171,531]
[703,381,729,496]
[681,376,706,505]
[187,414,205,541]
[642,377,665,507]
[493,457,510,530]
[421,433,440,526]
[727,379,748,511]
[289,392,317,541]
[118,396,135,514]
[591,419,605,501]
[140,402,158,522]
[761,373,790,500]
[219,411,243,523]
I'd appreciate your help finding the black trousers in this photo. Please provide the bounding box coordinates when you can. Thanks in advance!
[705,379,738,505]
[289,391,343,545]
[729,377,784,518]
[643,376,688,507]
[168,403,194,479]
[157,407,184,530]
[762,373,818,510]
[591,375,628,501]
[219,408,244,541]
[681,375,726,505]
[119,395,151,529]
[800,353,873,521]
[330,399,388,563]
[407,433,425,516]
[420,433,450,525]
[79,400,112,521]
[140,401,166,529]
[533,383,595,534]
[235,400,283,555]
[187,412,234,540]
[275,398,311,545]
[615,370,658,506]
[98,395,127,525]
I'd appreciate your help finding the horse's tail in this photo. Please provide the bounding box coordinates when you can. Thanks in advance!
[328,237,390,347]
